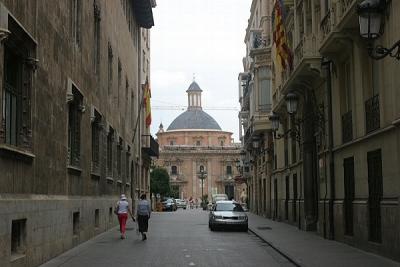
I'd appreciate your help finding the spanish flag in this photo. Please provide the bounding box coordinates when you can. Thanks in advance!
[144,79,152,128]
[273,0,293,70]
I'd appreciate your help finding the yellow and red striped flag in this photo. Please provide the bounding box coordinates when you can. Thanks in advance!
[273,0,293,70]
[144,79,152,128]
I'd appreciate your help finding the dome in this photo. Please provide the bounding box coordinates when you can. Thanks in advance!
[167,110,221,131]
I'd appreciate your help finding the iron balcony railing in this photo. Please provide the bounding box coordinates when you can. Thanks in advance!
[341,110,353,143]
[365,94,380,134]
[141,134,159,157]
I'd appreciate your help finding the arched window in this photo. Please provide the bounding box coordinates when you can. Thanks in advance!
[171,166,177,175]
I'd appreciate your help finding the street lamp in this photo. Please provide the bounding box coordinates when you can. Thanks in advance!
[285,93,299,114]
[357,0,400,60]
[197,167,207,210]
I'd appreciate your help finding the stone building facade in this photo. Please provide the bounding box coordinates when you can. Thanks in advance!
[239,0,400,261]
[156,81,243,202]
[0,1,155,266]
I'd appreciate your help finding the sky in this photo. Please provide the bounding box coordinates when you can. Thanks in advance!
[150,0,252,142]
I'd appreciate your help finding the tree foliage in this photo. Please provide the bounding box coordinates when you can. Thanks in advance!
[150,167,170,197]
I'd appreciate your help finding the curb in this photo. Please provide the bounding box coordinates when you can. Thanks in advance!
[248,226,303,267]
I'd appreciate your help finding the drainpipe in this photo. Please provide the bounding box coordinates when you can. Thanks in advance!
[322,58,335,240]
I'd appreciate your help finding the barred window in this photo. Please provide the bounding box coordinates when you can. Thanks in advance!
[91,110,102,174]
[68,87,83,167]
[126,146,130,182]
[2,16,36,149]
[107,127,114,176]
[93,1,101,74]
[71,0,82,47]
[108,43,113,94]
[117,138,122,177]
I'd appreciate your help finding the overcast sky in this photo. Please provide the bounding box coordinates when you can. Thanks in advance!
[150,0,252,142]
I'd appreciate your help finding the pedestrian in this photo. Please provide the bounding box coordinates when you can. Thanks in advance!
[137,194,151,241]
[115,194,134,239]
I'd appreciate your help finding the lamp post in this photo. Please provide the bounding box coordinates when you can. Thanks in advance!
[197,168,207,210]
[357,0,400,60]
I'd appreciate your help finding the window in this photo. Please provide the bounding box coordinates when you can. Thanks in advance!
[117,138,122,177]
[291,137,297,163]
[344,60,352,113]
[91,110,101,174]
[107,127,114,176]
[3,17,35,148]
[93,1,101,73]
[196,140,201,146]
[170,140,175,146]
[344,157,354,236]
[226,165,232,175]
[95,209,100,228]
[285,176,289,220]
[109,207,113,223]
[258,67,272,112]
[220,141,224,146]
[118,58,122,104]
[171,165,177,175]
[71,0,82,47]
[73,212,80,235]
[367,149,382,243]
[11,219,26,256]
[125,146,130,182]
[108,43,113,94]
[68,86,83,167]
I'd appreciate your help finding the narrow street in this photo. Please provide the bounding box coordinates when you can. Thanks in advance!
[40,209,295,267]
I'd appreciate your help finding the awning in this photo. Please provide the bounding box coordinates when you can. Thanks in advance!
[133,0,154,29]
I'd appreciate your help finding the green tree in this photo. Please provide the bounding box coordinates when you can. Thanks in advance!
[150,167,170,197]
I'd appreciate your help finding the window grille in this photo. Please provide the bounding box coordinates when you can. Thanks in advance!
[2,17,35,149]
[91,112,101,174]
[93,1,101,73]
[343,157,354,235]
[117,138,122,177]
[108,43,113,94]
[292,174,298,221]
[367,149,382,243]
[285,176,289,220]
[107,128,114,176]
[71,0,82,47]
[68,87,83,167]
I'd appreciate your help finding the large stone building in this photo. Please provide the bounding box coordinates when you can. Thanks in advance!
[156,81,243,202]
[239,0,400,261]
[0,1,157,266]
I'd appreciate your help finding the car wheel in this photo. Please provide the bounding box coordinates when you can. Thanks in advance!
[242,225,248,232]
[210,225,215,231]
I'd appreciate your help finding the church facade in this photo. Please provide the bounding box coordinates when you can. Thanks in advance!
[155,81,243,201]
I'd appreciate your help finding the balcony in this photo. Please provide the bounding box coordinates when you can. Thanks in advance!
[365,95,380,134]
[170,174,187,184]
[342,110,353,143]
[319,0,359,54]
[218,175,235,184]
[280,35,322,96]
[141,135,159,157]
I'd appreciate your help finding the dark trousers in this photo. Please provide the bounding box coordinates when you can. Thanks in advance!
[138,215,149,233]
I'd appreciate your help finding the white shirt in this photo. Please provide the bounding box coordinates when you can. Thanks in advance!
[117,200,129,214]
[137,199,151,216]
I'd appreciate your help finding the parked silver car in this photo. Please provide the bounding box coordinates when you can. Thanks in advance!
[175,199,187,209]
[208,200,248,231]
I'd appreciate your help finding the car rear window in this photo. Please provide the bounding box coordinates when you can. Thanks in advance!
[215,203,244,212]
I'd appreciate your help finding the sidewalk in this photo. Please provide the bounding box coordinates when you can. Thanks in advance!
[247,212,400,267]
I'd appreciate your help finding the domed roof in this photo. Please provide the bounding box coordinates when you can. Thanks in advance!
[167,110,221,131]
[186,81,202,92]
